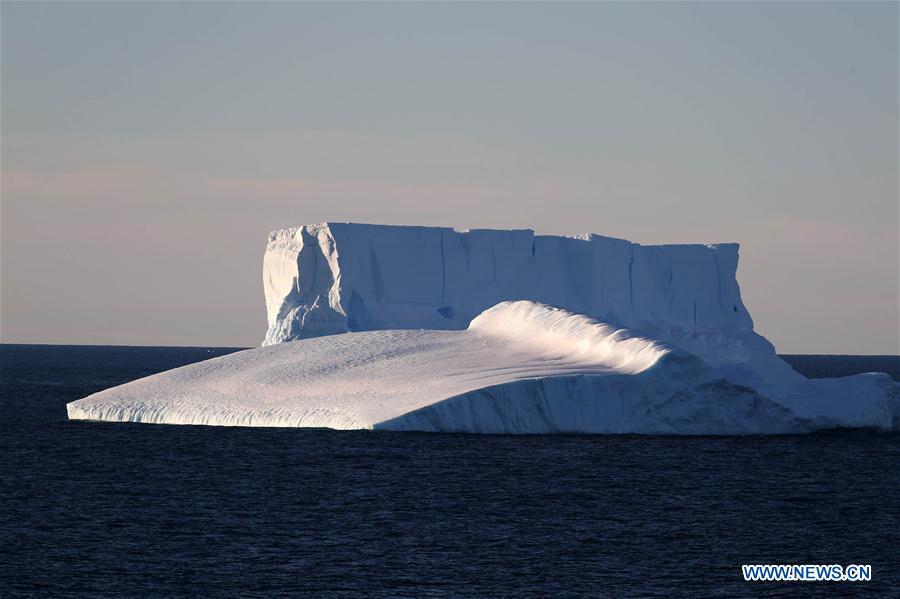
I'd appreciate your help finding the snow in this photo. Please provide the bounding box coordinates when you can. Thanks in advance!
[67,301,899,434]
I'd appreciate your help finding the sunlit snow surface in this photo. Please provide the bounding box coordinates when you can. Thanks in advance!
[67,302,898,434]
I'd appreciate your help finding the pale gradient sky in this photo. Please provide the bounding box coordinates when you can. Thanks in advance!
[1,1,898,353]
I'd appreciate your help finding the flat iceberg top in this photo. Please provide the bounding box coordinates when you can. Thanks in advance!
[268,221,735,250]
[262,222,757,352]
[67,302,899,434]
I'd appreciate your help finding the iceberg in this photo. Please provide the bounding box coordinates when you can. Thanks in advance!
[67,223,899,434]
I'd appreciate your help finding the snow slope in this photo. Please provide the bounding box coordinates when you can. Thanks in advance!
[67,302,898,434]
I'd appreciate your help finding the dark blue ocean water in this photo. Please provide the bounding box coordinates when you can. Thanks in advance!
[2,345,898,597]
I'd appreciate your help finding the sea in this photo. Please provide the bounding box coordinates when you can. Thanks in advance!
[2,344,898,597]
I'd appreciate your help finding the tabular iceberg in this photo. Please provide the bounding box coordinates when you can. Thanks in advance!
[67,223,899,434]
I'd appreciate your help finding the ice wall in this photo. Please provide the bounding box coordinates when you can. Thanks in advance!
[263,222,797,383]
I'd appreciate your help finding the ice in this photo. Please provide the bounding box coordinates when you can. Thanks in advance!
[66,222,899,434]
[263,223,754,342]
[67,301,898,434]
[261,223,799,386]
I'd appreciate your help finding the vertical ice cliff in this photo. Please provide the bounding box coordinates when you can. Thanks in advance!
[262,222,798,384]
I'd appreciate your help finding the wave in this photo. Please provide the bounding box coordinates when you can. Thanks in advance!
[468,301,672,374]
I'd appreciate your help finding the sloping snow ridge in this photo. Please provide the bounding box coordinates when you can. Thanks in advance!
[68,301,898,434]
[68,222,899,434]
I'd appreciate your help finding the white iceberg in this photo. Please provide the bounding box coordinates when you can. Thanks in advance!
[67,223,898,434]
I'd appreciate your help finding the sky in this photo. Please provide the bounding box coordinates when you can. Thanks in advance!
[1,1,897,353]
